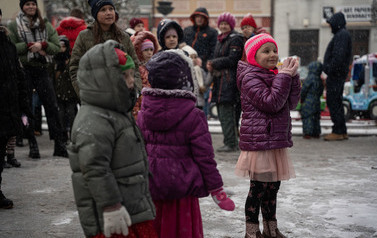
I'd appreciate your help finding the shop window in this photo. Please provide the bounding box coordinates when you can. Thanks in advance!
[289,30,319,66]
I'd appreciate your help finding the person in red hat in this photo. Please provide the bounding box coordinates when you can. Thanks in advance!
[240,13,267,62]
[125,18,144,36]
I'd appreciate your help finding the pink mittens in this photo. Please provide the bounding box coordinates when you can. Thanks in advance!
[211,187,235,211]
[279,57,299,76]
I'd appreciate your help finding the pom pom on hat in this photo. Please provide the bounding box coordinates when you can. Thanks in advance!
[217,12,236,30]
[129,18,143,29]
[114,48,135,72]
[241,14,257,29]
[88,0,115,20]
[244,33,278,67]
[141,39,154,52]
[20,0,37,9]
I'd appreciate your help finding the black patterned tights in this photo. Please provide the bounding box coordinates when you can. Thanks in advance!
[245,180,281,224]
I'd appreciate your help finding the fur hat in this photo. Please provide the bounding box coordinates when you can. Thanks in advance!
[182,45,197,56]
[217,12,236,30]
[87,0,115,20]
[241,14,257,29]
[244,33,278,67]
[129,18,143,29]
[146,50,194,92]
[20,0,37,9]
[115,48,135,72]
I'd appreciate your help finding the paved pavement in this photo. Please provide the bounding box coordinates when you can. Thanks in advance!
[0,131,376,237]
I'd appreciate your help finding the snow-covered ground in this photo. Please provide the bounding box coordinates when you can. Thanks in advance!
[1,133,376,237]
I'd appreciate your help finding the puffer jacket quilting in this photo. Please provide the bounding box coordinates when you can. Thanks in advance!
[237,61,301,151]
[137,87,223,201]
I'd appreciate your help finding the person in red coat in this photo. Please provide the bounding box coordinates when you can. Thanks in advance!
[56,8,87,54]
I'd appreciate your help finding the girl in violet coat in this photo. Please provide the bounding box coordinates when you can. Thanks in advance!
[137,49,235,238]
[235,34,301,238]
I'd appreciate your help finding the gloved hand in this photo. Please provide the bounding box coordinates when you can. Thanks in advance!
[103,205,132,238]
[211,187,235,211]
[279,57,299,77]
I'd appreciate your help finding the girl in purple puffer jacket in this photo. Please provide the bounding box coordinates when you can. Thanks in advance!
[235,34,301,238]
[137,49,234,238]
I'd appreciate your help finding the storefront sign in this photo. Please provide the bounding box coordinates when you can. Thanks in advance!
[338,5,372,22]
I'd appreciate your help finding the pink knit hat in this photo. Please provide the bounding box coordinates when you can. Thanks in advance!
[141,39,154,51]
[217,12,236,30]
[244,33,278,67]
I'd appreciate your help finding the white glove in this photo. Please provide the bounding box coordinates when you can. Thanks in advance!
[103,206,132,237]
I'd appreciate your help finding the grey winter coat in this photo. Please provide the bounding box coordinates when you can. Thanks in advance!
[68,40,155,237]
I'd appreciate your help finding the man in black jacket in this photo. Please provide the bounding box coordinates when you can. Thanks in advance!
[183,7,218,72]
[323,12,352,141]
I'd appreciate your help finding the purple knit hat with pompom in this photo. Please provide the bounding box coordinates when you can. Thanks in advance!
[217,12,236,30]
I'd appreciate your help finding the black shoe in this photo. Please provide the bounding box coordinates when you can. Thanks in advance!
[53,142,68,158]
[0,191,13,209]
[7,154,21,167]
[29,138,40,159]
[3,162,12,169]
[216,145,238,153]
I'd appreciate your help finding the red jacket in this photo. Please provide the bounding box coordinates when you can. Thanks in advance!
[56,17,86,53]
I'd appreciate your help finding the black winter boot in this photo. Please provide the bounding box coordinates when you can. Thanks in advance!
[28,137,40,159]
[6,153,21,168]
[53,140,68,158]
[0,190,13,209]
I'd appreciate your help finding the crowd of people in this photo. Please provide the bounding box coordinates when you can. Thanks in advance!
[1,0,353,237]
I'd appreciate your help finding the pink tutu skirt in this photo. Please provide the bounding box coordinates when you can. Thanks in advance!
[235,148,295,182]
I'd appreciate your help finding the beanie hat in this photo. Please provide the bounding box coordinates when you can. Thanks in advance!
[146,50,194,92]
[182,45,197,56]
[244,33,278,67]
[129,18,143,29]
[241,14,257,29]
[20,0,37,9]
[115,48,135,72]
[217,12,236,30]
[141,39,154,52]
[88,0,115,20]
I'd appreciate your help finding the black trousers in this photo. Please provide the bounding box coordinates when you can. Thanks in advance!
[245,180,281,224]
[24,66,63,140]
[326,77,347,134]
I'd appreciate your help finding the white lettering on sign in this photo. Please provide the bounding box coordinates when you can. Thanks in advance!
[338,5,371,22]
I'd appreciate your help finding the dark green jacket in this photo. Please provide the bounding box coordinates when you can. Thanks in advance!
[68,40,155,237]
[8,18,60,67]
[69,23,141,98]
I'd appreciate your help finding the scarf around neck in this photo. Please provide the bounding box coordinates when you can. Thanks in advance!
[16,11,52,63]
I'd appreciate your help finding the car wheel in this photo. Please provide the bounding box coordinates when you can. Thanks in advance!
[369,101,377,120]
[343,101,351,121]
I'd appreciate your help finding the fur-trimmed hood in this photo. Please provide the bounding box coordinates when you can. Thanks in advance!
[131,30,159,62]
[141,87,196,131]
